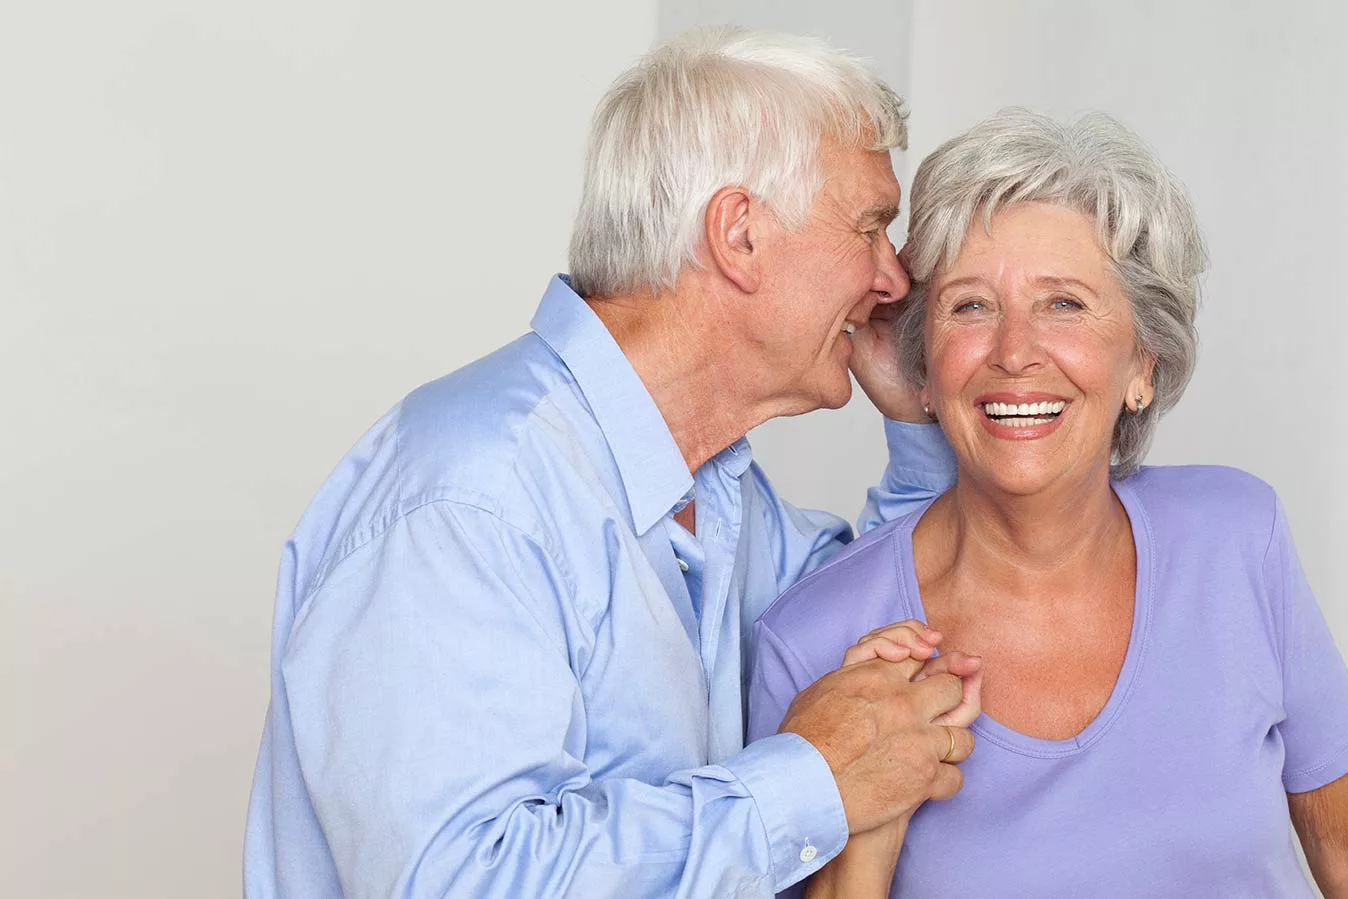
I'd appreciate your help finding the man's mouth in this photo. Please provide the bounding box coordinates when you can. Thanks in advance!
[981,400,1067,428]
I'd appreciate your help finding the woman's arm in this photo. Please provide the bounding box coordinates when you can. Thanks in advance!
[804,819,909,899]
[1289,772,1348,897]
[802,632,983,899]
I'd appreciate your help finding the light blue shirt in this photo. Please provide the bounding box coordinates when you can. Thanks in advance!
[244,275,956,898]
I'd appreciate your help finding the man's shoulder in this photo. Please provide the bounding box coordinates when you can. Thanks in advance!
[287,333,598,587]
[394,332,581,504]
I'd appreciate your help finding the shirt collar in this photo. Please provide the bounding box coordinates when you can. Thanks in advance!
[531,275,694,536]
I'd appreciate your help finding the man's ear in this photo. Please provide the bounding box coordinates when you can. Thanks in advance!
[703,185,761,294]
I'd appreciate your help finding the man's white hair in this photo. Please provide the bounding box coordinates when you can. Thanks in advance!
[568,26,908,298]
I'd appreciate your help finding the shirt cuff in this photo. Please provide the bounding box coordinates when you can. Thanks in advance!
[727,732,848,892]
[882,419,957,493]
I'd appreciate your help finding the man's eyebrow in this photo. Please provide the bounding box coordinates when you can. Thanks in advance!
[861,204,900,225]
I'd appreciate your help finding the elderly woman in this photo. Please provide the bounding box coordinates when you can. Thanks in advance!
[747,109,1348,898]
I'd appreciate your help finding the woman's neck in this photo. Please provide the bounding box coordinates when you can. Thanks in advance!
[918,467,1133,602]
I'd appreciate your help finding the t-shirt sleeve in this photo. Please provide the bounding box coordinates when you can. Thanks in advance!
[1267,496,1348,792]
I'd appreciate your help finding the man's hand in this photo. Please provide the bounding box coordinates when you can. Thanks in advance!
[778,635,981,834]
[850,246,928,423]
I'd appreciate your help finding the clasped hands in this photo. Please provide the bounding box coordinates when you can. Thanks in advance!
[780,620,983,889]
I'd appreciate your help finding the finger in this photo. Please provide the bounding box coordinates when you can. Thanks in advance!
[928,762,965,801]
[930,724,975,765]
[865,620,941,644]
[843,624,937,669]
[921,652,984,727]
[862,634,936,662]
[841,639,911,667]
[911,671,964,720]
[858,628,936,656]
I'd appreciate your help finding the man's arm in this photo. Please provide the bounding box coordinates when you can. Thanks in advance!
[277,501,844,898]
[1290,775,1348,897]
[857,419,956,533]
[846,266,956,534]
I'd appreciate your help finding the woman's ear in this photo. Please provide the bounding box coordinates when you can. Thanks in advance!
[703,185,761,294]
[1125,352,1157,412]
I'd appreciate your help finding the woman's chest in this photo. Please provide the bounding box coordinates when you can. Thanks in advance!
[891,575,1299,897]
[925,582,1136,741]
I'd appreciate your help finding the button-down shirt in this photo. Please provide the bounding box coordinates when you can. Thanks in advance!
[243,275,957,899]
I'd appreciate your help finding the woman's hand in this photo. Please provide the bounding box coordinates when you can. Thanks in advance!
[804,622,983,899]
[843,621,984,728]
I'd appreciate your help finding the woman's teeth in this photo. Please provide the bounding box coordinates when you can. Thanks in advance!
[983,400,1067,427]
[841,322,856,335]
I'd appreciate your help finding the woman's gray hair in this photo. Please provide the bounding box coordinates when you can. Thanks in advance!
[568,26,907,298]
[896,108,1206,477]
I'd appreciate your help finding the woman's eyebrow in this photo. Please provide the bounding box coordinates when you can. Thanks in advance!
[937,275,988,296]
[1034,275,1101,297]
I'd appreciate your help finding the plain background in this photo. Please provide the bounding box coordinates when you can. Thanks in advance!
[3,1,1343,895]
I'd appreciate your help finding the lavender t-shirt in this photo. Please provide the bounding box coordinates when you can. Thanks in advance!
[749,466,1348,898]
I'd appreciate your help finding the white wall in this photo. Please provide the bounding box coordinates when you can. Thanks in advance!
[4,1,1343,895]
[0,3,655,896]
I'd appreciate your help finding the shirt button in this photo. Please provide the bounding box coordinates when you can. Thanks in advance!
[799,844,817,863]
[675,556,690,573]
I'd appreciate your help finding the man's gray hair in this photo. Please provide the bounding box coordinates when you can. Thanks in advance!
[896,108,1206,477]
[568,26,908,298]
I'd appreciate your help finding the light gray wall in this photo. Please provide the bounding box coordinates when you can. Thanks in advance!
[0,2,655,896]
[4,1,1343,895]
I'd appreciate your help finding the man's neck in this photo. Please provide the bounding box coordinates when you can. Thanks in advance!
[586,284,787,475]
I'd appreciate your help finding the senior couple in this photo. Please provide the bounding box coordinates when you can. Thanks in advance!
[244,26,1348,899]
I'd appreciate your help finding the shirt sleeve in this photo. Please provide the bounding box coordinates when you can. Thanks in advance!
[858,419,956,534]
[279,500,843,898]
[1266,497,1348,792]
[746,620,834,899]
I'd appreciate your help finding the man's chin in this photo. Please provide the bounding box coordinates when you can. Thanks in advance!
[817,378,854,411]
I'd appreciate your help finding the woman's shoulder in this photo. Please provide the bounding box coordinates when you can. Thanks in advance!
[757,512,922,665]
[1121,464,1279,547]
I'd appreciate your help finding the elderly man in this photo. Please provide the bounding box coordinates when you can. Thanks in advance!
[244,27,974,899]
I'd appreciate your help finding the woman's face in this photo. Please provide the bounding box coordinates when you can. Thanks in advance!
[923,202,1152,497]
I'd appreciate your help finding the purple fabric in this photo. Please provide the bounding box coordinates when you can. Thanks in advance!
[749,466,1348,898]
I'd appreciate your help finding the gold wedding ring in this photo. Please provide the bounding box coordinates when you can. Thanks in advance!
[940,725,957,762]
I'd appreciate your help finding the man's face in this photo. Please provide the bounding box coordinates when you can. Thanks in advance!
[748,140,909,413]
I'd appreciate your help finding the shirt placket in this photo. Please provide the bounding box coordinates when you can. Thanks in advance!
[695,450,746,761]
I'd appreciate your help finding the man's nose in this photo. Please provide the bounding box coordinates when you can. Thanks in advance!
[873,241,911,304]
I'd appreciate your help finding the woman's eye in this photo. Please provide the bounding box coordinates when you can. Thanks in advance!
[1051,296,1085,311]
[952,300,985,314]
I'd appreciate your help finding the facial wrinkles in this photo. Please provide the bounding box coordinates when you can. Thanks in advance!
[926,205,1143,487]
